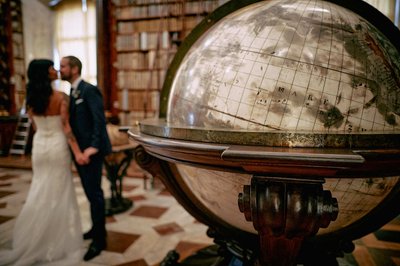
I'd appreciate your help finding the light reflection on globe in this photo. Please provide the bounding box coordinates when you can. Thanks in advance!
[160,0,400,238]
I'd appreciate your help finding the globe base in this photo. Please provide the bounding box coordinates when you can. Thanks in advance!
[159,232,354,266]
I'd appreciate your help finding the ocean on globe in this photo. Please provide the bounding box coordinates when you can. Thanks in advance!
[160,0,400,237]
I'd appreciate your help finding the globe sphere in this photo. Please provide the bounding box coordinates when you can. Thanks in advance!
[167,0,400,136]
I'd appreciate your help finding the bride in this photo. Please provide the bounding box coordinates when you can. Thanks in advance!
[0,59,87,265]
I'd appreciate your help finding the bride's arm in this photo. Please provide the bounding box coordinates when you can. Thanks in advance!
[60,93,88,165]
[27,109,36,132]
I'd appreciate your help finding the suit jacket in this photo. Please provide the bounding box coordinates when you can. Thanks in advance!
[69,80,112,156]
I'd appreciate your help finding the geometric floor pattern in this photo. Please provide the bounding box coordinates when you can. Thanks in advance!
[0,160,399,266]
[0,165,213,266]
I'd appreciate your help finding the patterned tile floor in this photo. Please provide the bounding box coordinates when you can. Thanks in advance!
[0,158,399,266]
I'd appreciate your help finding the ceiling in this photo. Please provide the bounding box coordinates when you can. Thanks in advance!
[38,0,64,8]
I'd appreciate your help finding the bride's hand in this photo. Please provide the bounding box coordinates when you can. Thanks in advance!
[76,153,89,165]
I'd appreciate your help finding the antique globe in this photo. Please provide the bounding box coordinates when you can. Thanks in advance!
[128,0,400,265]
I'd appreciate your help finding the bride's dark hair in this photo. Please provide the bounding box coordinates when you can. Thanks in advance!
[26,59,54,114]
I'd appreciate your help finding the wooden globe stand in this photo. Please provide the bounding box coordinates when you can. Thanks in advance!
[129,123,400,265]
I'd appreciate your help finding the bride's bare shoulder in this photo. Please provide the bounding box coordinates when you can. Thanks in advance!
[44,91,69,115]
[54,90,69,98]
[52,90,69,104]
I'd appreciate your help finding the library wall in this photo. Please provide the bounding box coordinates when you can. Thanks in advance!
[109,0,229,125]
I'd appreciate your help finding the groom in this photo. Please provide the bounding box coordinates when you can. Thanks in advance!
[60,55,112,261]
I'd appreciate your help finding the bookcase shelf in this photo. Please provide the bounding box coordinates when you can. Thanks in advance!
[0,0,25,116]
[0,0,25,155]
[101,0,229,125]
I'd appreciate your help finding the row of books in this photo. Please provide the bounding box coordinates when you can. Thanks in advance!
[117,16,201,33]
[113,0,228,8]
[117,89,160,114]
[117,69,166,90]
[116,31,175,51]
[12,34,24,58]
[115,0,223,19]
[116,49,175,69]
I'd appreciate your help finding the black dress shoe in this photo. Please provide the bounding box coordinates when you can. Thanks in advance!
[83,241,106,261]
[83,230,93,240]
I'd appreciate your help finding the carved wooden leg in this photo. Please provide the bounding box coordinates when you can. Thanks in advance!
[103,150,134,216]
[238,176,338,266]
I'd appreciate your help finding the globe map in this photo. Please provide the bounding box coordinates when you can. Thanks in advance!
[167,0,400,135]
[139,0,400,237]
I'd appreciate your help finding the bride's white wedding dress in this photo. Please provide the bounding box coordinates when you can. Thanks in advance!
[0,115,83,266]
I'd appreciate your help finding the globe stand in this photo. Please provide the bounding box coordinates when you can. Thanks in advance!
[130,124,400,266]
[238,176,338,266]
[159,228,259,266]
[159,227,351,266]
[134,145,339,266]
[160,244,233,266]
[156,173,340,266]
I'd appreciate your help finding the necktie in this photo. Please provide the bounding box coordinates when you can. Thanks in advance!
[70,87,76,98]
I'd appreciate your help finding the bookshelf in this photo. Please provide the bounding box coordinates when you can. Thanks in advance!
[0,0,25,116]
[0,0,25,156]
[103,0,229,125]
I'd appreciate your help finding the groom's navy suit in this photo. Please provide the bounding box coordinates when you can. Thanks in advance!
[69,80,111,245]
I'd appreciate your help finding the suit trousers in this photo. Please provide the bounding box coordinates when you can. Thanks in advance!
[76,153,106,244]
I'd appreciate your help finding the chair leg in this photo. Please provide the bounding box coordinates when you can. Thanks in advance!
[143,173,153,190]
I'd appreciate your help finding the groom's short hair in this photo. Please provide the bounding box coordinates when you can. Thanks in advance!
[65,55,82,75]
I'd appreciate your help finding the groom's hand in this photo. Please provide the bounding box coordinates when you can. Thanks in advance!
[84,147,99,158]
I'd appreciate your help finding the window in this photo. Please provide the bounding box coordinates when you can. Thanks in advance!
[363,0,399,26]
[53,0,96,93]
